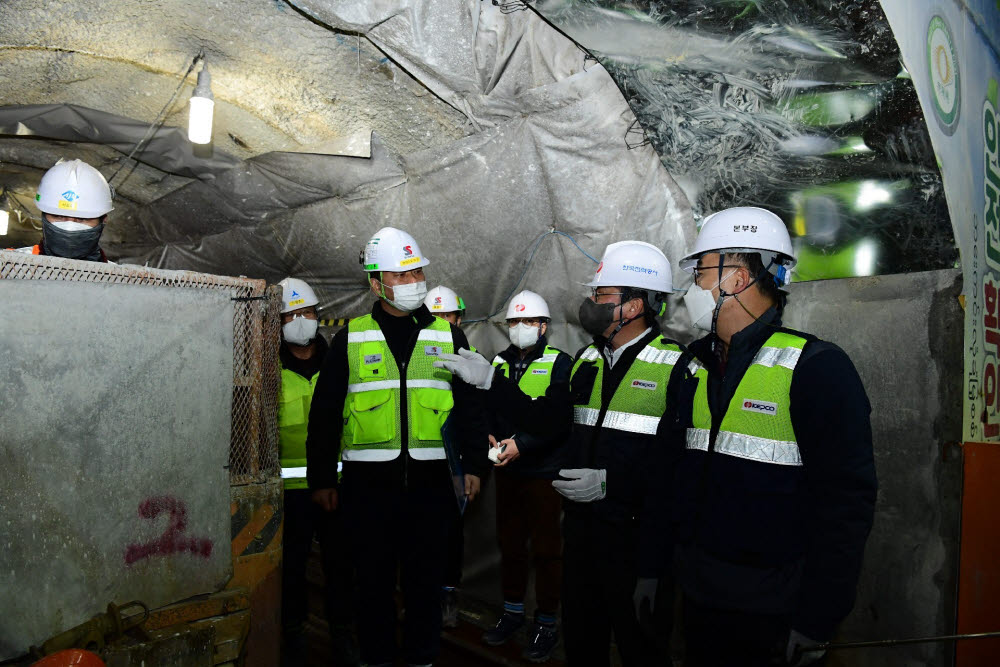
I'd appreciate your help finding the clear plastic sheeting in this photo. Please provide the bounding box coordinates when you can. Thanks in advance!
[533,0,957,281]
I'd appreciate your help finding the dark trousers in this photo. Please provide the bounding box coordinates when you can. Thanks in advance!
[495,473,563,614]
[342,479,453,665]
[445,507,464,588]
[682,596,796,667]
[562,508,672,667]
[282,488,353,631]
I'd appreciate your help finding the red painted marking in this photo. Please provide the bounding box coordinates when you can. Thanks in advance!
[124,496,213,565]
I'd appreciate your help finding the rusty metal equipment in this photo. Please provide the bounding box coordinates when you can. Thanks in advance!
[27,602,147,659]
[1,252,283,666]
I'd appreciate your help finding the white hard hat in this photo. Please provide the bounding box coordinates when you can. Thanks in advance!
[278,277,319,313]
[680,207,796,272]
[425,285,465,313]
[35,159,114,219]
[360,227,430,272]
[505,290,550,319]
[585,241,672,294]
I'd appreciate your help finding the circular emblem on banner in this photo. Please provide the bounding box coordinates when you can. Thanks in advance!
[926,15,960,135]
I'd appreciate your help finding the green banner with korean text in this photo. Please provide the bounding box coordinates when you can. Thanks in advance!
[881,0,1000,441]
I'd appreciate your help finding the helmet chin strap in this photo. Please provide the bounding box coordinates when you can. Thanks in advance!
[710,253,782,355]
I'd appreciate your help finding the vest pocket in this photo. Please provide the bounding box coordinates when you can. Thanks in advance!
[346,389,396,444]
[411,389,454,441]
[279,394,306,428]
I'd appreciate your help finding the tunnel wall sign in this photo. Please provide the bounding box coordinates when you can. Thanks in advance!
[881,0,1000,441]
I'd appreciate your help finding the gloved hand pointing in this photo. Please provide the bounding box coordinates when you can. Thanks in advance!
[433,348,495,389]
[552,468,606,502]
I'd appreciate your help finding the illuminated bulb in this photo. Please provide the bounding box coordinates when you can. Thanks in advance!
[854,239,877,277]
[0,209,8,236]
[188,62,214,145]
[855,181,891,211]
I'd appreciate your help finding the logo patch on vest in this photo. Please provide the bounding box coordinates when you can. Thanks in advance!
[631,379,657,390]
[424,345,443,356]
[531,368,549,375]
[364,353,382,365]
[742,399,778,415]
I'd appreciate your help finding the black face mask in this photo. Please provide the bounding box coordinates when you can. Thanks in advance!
[42,219,104,261]
[578,298,620,338]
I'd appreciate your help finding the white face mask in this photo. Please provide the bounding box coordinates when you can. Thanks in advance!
[683,269,738,331]
[508,322,540,349]
[49,220,94,232]
[385,280,428,312]
[283,316,318,346]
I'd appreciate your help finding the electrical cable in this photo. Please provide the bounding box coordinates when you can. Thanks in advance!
[108,51,204,188]
[463,229,598,323]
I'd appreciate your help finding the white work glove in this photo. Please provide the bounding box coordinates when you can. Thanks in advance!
[433,348,495,389]
[786,629,825,666]
[552,468,606,503]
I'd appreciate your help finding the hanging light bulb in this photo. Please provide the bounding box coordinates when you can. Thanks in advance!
[0,190,9,236]
[188,59,215,144]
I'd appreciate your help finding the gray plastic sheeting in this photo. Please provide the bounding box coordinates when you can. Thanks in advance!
[0,1,692,356]
[0,280,233,660]
[0,103,240,180]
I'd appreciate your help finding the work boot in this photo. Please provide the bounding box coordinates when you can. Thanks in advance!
[441,588,459,628]
[482,612,525,646]
[329,622,361,667]
[522,622,558,663]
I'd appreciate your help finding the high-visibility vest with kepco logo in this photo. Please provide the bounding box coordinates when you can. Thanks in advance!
[341,314,455,461]
[492,345,561,398]
[278,365,319,490]
[572,337,691,436]
[687,331,807,467]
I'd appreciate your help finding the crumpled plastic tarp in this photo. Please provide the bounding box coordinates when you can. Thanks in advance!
[0,1,693,354]
[531,0,955,281]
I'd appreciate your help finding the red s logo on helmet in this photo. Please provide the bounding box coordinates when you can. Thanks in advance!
[515,304,526,312]
[435,297,442,304]
[403,245,413,256]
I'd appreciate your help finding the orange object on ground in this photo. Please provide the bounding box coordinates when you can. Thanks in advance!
[32,649,105,666]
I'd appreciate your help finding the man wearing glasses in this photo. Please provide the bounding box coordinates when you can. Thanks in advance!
[436,241,694,666]
[674,207,877,667]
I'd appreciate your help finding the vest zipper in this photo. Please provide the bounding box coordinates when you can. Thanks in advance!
[400,358,408,489]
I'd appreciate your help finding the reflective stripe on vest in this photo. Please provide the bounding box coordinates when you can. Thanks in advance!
[492,345,561,399]
[279,365,320,490]
[341,314,454,462]
[573,406,660,435]
[571,338,682,435]
[686,331,807,467]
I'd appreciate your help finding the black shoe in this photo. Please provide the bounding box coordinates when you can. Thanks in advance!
[329,623,360,667]
[481,612,525,646]
[522,622,558,663]
[441,589,459,629]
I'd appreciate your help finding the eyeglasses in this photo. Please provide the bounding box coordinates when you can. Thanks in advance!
[507,318,542,327]
[692,264,741,283]
[590,289,625,301]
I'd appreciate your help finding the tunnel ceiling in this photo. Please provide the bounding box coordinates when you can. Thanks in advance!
[0,0,471,248]
[0,0,959,284]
